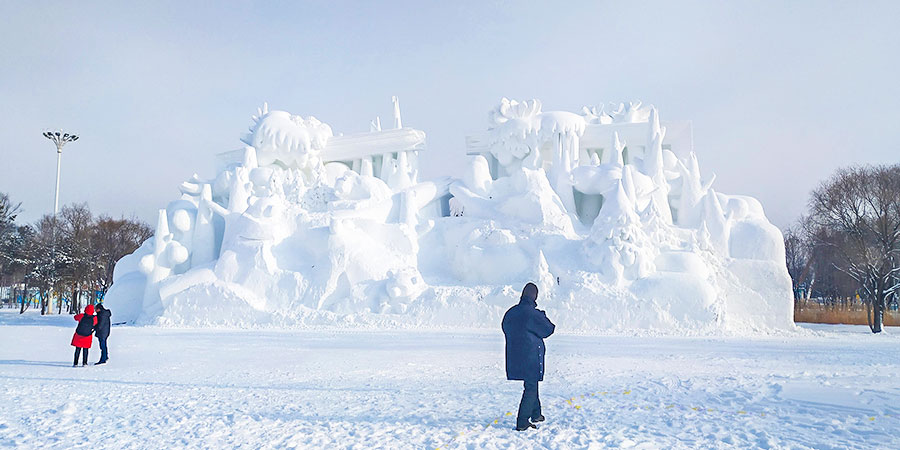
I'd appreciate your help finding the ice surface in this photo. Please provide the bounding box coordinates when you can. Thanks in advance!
[103,98,794,332]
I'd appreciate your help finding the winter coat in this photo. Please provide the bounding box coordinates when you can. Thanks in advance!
[71,305,97,349]
[94,307,112,339]
[502,296,555,381]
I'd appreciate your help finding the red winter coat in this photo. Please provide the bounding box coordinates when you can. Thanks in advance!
[71,305,97,348]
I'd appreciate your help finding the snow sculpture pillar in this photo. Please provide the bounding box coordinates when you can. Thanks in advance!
[392,96,403,129]
[552,133,577,215]
[644,108,673,224]
[360,158,374,177]
[611,132,625,166]
[380,153,393,182]
[191,184,217,267]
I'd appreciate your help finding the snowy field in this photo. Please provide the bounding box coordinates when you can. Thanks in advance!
[1,310,898,449]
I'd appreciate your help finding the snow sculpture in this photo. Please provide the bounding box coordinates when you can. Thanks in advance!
[104,97,793,333]
[584,181,655,283]
[241,103,333,172]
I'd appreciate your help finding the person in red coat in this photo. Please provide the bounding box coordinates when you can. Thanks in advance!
[72,304,97,367]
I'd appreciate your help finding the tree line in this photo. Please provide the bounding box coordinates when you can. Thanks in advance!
[0,192,152,315]
[785,163,900,333]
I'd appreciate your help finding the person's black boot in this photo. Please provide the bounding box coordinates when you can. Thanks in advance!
[95,360,106,365]
[515,423,537,431]
[531,415,545,423]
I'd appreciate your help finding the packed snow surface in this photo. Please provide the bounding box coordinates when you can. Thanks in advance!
[1,311,898,449]
[104,98,793,332]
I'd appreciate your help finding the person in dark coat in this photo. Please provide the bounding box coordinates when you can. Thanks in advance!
[502,282,555,431]
[93,303,112,365]
[71,304,97,367]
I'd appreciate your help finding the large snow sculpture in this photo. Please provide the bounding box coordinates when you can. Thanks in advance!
[104,97,793,332]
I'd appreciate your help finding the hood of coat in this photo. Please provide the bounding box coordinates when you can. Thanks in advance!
[84,304,94,316]
[519,282,538,307]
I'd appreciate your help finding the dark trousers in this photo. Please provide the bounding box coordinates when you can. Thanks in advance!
[97,335,109,362]
[74,348,88,366]
[516,380,542,428]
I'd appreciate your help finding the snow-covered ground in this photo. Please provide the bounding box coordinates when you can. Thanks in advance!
[1,309,898,449]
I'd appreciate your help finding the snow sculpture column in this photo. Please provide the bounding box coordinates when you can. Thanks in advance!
[644,108,673,224]
[191,184,217,267]
[360,158,374,177]
[392,96,403,129]
[612,132,625,166]
[380,153,394,182]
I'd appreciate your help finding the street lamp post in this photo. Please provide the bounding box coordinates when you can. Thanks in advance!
[42,130,79,215]
[42,130,78,315]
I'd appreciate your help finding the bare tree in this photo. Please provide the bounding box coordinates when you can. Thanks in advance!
[91,215,153,298]
[27,215,63,315]
[783,225,809,300]
[0,192,22,275]
[1,225,34,313]
[59,203,97,313]
[806,164,900,333]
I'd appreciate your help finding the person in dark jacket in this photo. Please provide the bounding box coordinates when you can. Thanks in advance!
[93,303,112,365]
[502,282,555,431]
[71,304,97,367]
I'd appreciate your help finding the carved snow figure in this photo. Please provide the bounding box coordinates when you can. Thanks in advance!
[138,210,190,320]
[241,103,333,173]
[385,267,427,308]
[584,181,655,284]
[488,98,543,170]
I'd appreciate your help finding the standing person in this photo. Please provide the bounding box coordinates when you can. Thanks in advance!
[71,304,97,367]
[94,303,112,365]
[502,282,555,431]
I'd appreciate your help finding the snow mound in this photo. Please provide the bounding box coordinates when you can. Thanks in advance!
[103,98,794,333]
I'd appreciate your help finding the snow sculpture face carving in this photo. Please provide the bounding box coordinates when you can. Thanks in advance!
[241,103,333,169]
[488,98,542,166]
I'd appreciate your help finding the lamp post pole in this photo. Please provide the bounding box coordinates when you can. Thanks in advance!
[42,130,78,314]
[43,130,78,215]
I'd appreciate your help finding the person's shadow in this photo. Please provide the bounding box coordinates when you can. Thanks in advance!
[0,360,73,368]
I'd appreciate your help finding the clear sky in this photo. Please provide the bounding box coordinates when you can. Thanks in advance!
[1,1,898,229]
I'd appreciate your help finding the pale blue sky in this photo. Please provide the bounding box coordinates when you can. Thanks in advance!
[1,1,898,229]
